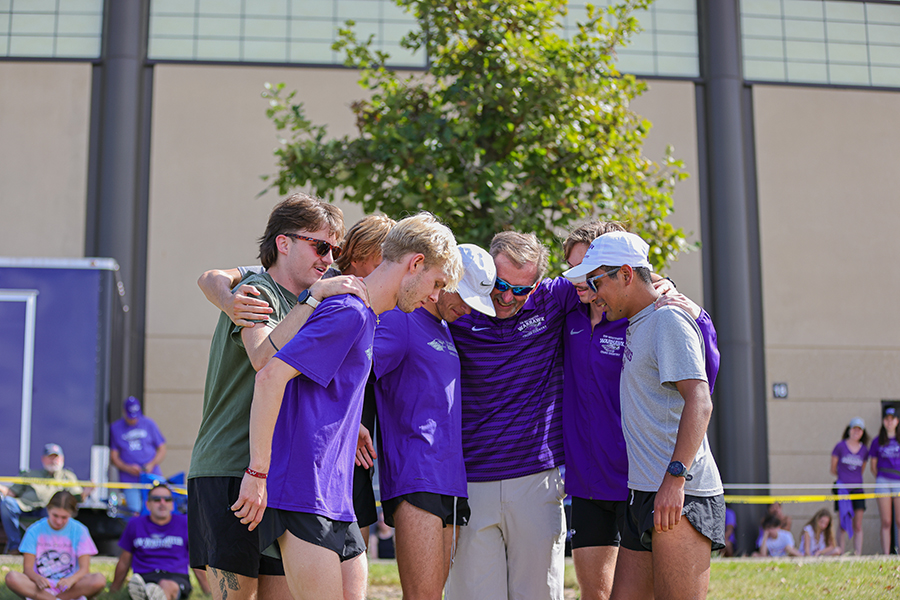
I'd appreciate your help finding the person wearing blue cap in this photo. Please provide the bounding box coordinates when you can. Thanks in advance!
[870,406,900,554]
[0,443,83,554]
[110,396,167,515]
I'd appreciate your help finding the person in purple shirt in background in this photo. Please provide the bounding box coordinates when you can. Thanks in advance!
[445,231,577,600]
[831,417,870,555]
[373,243,496,600]
[561,221,720,600]
[871,405,900,555]
[233,213,462,600]
[111,484,210,600]
[110,397,167,515]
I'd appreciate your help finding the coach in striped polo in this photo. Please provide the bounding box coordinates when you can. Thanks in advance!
[445,231,577,600]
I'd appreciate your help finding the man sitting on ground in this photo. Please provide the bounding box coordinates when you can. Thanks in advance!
[112,484,210,600]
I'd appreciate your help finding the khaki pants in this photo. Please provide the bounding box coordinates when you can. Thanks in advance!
[445,468,566,600]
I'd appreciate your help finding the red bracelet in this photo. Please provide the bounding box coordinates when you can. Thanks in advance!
[245,468,267,479]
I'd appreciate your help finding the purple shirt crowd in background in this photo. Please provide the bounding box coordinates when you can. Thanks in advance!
[119,513,189,574]
[832,440,869,486]
[110,416,165,483]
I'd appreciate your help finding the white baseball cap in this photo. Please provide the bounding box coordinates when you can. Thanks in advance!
[456,244,496,316]
[562,231,653,283]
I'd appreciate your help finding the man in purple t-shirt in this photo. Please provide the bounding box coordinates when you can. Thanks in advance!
[561,222,720,600]
[110,396,166,515]
[446,231,575,600]
[233,213,462,600]
[112,484,210,600]
[373,243,496,600]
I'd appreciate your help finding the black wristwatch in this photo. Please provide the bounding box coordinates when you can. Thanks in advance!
[666,460,693,481]
[297,289,320,309]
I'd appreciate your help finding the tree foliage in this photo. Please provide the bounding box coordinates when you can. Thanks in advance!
[262,0,692,271]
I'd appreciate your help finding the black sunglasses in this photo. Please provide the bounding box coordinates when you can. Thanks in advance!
[585,268,620,293]
[282,233,342,260]
[494,277,537,297]
[148,496,173,503]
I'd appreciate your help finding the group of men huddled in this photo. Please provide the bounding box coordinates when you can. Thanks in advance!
[186,193,725,600]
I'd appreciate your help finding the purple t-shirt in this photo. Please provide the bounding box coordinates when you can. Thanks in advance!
[373,307,467,501]
[870,437,900,480]
[118,514,189,575]
[20,518,97,581]
[449,278,575,481]
[832,440,869,486]
[562,305,720,501]
[110,416,165,483]
[725,508,736,544]
[268,294,375,521]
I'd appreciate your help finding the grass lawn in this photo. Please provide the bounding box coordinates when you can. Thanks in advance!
[1,556,898,599]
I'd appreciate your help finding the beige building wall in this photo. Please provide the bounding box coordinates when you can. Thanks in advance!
[0,62,92,258]
[632,80,704,306]
[753,84,900,553]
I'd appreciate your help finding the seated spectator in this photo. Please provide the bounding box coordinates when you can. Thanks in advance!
[755,502,794,550]
[799,508,841,557]
[0,443,84,554]
[4,491,106,600]
[758,514,800,557]
[110,397,167,515]
[110,484,209,600]
[723,506,737,557]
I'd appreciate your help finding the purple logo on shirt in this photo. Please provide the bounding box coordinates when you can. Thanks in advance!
[427,339,458,356]
[518,315,547,338]
[599,335,624,356]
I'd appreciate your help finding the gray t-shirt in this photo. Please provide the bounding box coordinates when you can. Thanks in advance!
[620,304,723,496]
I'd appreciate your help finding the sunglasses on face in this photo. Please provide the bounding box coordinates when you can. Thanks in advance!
[148,496,173,503]
[493,277,537,297]
[586,268,620,293]
[282,233,342,260]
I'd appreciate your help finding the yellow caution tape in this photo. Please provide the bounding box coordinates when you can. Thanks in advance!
[3,475,895,505]
[725,491,900,504]
[0,476,186,495]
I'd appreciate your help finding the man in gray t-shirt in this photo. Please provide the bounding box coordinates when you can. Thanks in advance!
[563,231,724,600]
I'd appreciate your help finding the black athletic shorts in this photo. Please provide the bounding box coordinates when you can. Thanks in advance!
[381,492,471,529]
[569,497,626,549]
[258,509,366,562]
[354,379,378,529]
[187,477,285,578]
[353,464,377,529]
[141,571,192,599]
[833,485,867,512]
[621,489,726,553]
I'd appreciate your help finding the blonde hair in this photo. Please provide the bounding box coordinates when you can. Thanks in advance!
[490,231,549,282]
[806,508,835,548]
[381,212,462,290]
[335,214,396,272]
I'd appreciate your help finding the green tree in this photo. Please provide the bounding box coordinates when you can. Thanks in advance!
[262,0,691,271]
